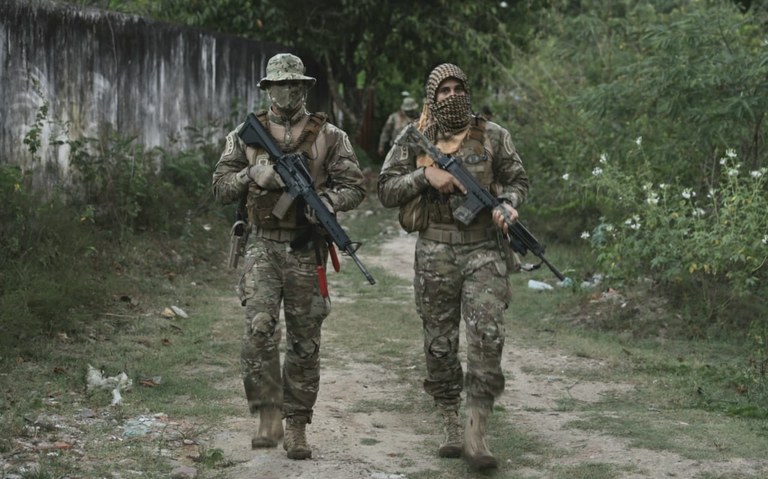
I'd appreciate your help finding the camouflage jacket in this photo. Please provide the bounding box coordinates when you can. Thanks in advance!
[377,119,529,227]
[212,108,366,230]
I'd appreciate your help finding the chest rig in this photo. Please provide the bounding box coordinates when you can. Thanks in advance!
[427,115,493,229]
[245,111,327,230]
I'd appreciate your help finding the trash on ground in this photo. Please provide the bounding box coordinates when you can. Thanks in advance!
[527,279,554,290]
[85,364,133,406]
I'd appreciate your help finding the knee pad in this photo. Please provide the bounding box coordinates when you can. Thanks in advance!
[427,335,457,359]
[248,312,278,337]
[291,338,319,360]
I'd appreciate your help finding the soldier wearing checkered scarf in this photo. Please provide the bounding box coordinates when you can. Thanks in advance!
[378,63,530,471]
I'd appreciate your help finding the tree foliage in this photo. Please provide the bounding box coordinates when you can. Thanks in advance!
[67,0,545,140]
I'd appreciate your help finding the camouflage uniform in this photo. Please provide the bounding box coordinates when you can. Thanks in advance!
[212,54,366,426]
[378,96,420,156]
[377,64,528,454]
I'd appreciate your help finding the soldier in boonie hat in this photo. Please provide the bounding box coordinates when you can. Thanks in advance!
[402,96,420,116]
[213,49,367,463]
[257,53,317,115]
[258,53,316,90]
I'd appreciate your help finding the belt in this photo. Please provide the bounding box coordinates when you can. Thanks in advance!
[252,226,308,242]
[419,225,496,244]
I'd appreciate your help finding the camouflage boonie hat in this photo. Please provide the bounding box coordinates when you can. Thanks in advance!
[401,97,419,112]
[258,53,316,90]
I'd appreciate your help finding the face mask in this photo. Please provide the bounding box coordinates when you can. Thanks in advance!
[405,110,420,120]
[430,94,471,134]
[268,83,306,113]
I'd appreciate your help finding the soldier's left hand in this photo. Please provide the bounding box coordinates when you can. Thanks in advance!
[305,195,335,225]
[492,203,518,235]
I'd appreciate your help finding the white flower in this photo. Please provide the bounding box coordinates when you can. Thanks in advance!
[763,235,768,245]
[719,157,728,166]
[726,148,737,158]
[727,168,739,177]
[681,189,695,199]
[605,224,615,232]
[635,136,642,146]
[581,231,590,240]
[624,215,641,230]
[646,192,659,205]
[692,208,705,217]
[599,153,607,164]
[642,182,652,191]
[562,173,570,181]
[592,167,603,176]
[750,170,763,179]
[659,183,668,189]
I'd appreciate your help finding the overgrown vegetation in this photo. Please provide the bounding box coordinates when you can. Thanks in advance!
[0,89,224,356]
[2,0,768,475]
[499,1,767,328]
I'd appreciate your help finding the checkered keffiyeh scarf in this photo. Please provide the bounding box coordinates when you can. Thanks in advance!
[422,63,472,140]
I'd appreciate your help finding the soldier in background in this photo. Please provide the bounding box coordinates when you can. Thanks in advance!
[377,95,421,157]
[377,63,529,470]
[212,53,366,460]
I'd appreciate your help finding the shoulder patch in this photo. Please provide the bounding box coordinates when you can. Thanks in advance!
[342,134,354,155]
[224,132,235,156]
[399,144,409,162]
[503,130,514,156]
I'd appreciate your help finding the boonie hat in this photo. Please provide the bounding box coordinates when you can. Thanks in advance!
[258,53,316,90]
[402,97,419,112]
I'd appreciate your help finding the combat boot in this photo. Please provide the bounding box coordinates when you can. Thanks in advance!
[251,406,283,448]
[463,407,498,470]
[437,407,462,458]
[283,416,312,460]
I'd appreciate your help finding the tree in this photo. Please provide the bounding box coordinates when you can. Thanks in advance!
[68,0,545,149]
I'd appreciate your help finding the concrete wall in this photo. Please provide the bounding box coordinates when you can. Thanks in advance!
[0,0,327,189]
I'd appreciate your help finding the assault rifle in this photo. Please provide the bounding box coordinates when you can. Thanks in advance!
[402,124,565,281]
[238,113,376,286]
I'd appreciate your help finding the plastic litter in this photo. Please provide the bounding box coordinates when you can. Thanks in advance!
[527,279,554,290]
[86,365,133,406]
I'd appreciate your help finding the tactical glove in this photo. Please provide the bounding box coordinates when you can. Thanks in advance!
[246,164,283,190]
[304,195,334,225]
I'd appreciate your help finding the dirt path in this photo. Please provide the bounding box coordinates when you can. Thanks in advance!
[211,233,768,479]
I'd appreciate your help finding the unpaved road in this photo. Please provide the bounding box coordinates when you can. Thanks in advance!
[209,232,768,479]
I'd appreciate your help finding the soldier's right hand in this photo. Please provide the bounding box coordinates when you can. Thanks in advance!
[246,165,283,190]
[424,166,467,195]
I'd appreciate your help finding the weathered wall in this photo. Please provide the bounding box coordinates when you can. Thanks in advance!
[0,0,327,189]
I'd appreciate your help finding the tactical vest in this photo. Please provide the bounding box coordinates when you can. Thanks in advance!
[426,115,493,229]
[245,111,327,230]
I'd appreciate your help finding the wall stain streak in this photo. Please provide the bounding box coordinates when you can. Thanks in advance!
[0,0,323,191]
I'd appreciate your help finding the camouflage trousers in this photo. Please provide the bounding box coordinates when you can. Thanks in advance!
[237,235,330,423]
[413,237,512,412]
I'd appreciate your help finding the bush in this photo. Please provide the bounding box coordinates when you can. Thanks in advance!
[499,1,767,245]
[581,144,767,323]
[0,92,225,353]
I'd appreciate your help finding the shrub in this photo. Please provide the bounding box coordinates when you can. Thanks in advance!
[581,144,767,323]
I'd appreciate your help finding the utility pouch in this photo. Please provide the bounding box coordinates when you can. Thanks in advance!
[398,194,429,233]
[228,220,249,269]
